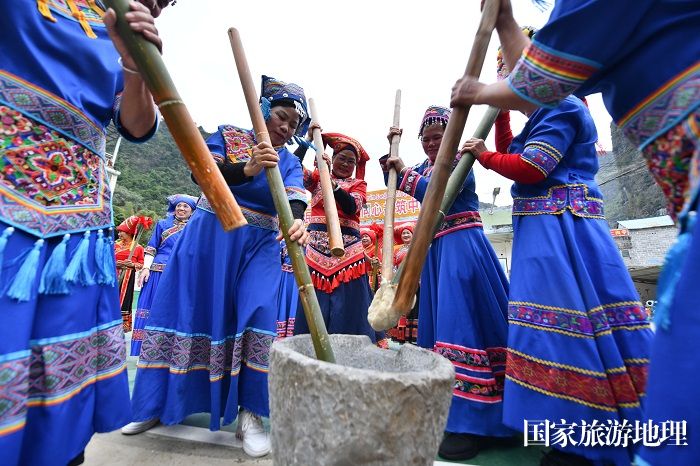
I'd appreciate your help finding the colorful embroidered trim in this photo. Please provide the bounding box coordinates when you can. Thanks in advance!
[512,184,604,218]
[161,222,186,243]
[508,41,600,108]
[434,342,507,373]
[508,301,650,338]
[150,263,165,273]
[144,246,157,256]
[506,348,647,411]
[0,321,127,437]
[619,62,700,149]
[0,106,111,238]
[641,109,700,219]
[0,70,106,156]
[197,195,279,231]
[522,141,563,176]
[434,211,483,239]
[276,318,296,338]
[435,342,506,403]
[44,0,106,26]
[221,125,255,163]
[137,327,276,380]
[286,186,307,203]
[306,230,368,293]
[399,170,423,198]
[308,215,361,232]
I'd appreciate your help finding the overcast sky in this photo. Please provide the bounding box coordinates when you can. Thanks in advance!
[156,0,613,206]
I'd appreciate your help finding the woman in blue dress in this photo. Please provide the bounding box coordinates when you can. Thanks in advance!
[276,241,298,338]
[130,194,196,356]
[0,2,167,465]
[461,25,653,465]
[381,106,511,461]
[123,75,311,459]
[452,2,698,464]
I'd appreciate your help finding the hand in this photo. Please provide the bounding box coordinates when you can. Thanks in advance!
[460,138,489,159]
[307,122,322,140]
[245,142,279,177]
[277,219,309,247]
[384,156,406,175]
[370,257,380,268]
[103,1,163,72]
[450,76,486,108]
[137,268,150,287]
[137,0,174,18]
[386,126,402,143]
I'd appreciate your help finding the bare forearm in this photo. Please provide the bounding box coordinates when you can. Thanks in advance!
[478,81,538,114]
[496,16,530,75]
[119,73,156,138]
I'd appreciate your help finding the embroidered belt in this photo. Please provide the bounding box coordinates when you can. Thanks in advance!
[150,263,166,273]
[434,211,483,239]
[0,99,111,238]
[513,184,604,219]
[620,64,700,149]
[116,260,141,270]
[308,215,360,232]
[196,195,279,231]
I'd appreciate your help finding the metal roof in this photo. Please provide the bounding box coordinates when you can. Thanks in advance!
[617,215,674,230]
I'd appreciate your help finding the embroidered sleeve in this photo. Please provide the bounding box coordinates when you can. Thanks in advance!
[284,152,308,206]
[205,129,227,164]
[518,100,581,176]
[506,0,652,107]
[398,168,428,202]
[144,221,164,254]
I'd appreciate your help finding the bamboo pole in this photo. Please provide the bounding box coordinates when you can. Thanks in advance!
[102,0,246,231]
[369,107,500,330]
[391,0,500,315]
[228,28,335,363]
[381,90,402,283]
[309,100,344,257]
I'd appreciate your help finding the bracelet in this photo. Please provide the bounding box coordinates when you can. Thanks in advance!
[118,57,140,75]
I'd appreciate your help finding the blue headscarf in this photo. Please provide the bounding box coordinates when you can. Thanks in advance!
[260,75,311,138]
[167,194,197,216]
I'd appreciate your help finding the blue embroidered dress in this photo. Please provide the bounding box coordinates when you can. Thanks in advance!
[387,159,511,437]
[130,125,306,429]
[502,97,653,465]
[130,212,192,356]
[506,3,699,463]
[276,242,298,338]
[0,2,156,465]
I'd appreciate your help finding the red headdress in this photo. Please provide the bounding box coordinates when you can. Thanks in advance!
[117,215,154,236]
[321,132,370,180]
[394,222,415,244]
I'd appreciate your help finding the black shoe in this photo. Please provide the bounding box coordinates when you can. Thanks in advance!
[438,432,480,461]
[67,451,85,466]
[540,448,593,466]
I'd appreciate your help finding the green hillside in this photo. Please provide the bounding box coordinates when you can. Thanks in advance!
[109,123,207,240]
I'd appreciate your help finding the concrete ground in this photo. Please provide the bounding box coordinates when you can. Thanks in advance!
[85,429,271,465]
[81,330,543,465]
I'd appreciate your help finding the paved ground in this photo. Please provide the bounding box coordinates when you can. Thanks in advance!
[81,331,545,465]
[85,429,271,465]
